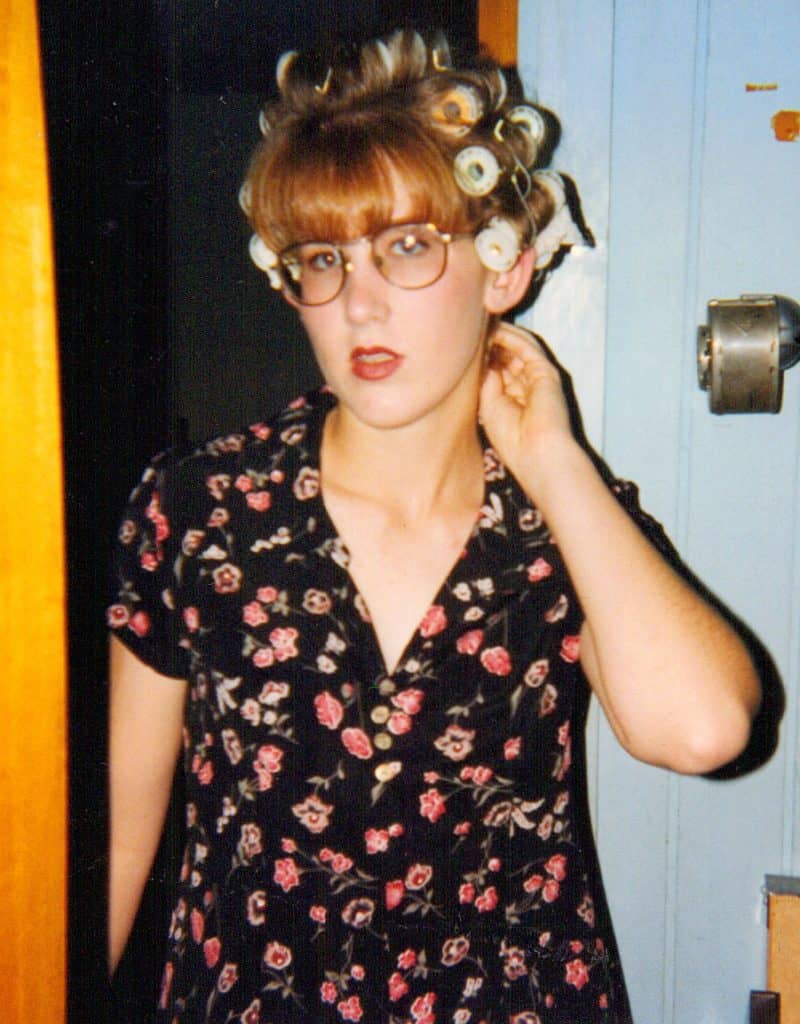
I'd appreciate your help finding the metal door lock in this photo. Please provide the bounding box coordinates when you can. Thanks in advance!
[697,295,800,413]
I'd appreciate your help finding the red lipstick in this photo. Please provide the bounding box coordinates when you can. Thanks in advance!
[350,346,404,381]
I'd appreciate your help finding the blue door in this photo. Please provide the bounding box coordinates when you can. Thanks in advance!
[519,2,800,1019]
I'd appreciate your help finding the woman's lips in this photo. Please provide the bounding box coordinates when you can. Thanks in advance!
[350,346,404,381]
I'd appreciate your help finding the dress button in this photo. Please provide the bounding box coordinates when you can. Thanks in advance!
[378,678,396,696]
[370,705,390,725]
[374,732,393,750]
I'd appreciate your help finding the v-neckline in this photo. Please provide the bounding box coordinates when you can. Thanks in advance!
[311,400,488,679]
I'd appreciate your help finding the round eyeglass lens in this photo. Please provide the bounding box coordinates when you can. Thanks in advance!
[279,224,451,306]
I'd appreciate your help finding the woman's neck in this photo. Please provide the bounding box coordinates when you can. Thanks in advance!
[321,400,485,522]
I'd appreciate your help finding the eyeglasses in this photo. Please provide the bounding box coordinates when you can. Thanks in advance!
[277,222,472,306]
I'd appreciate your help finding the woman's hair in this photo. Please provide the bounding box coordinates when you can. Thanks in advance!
[241,29,556,257]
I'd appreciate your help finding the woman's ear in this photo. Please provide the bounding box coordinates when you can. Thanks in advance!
[482,246,536,314]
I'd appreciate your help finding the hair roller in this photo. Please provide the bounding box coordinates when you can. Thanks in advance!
[453,145,502,197]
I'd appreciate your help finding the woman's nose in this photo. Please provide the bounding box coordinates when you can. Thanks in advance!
[341,245,390,323]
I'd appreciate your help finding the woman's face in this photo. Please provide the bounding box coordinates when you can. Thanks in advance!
[294,176,495,435]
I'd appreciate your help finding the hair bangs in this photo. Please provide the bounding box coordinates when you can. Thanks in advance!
[252,116,472,250]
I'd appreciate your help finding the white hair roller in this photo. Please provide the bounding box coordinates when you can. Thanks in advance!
[275,50,298,91]
[238,181,252,216]
[374,39,395,77]
[508,106,546,160]
[493,68,508,111]
[248,235,283,291]
[474,217,521,272]
[453,146,501,197]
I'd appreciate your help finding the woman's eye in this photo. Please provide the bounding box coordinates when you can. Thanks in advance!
[305,248,340,273]
[388,232,429,257]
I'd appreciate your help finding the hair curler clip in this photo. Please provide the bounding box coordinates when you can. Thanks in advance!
[453,145,501,197]
[432,85,484,136]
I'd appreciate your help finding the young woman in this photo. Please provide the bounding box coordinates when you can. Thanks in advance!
[108,29,760,1024]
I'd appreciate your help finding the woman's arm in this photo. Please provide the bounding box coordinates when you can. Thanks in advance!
[108,635,187,974]
[480,323,761,774]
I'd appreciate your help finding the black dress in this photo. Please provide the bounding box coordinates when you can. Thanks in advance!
[110,388,669,1023]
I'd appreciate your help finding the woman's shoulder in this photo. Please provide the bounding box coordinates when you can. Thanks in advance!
[131,388,335,504]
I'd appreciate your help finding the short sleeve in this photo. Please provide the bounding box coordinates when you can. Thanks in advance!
[107,450,189,679]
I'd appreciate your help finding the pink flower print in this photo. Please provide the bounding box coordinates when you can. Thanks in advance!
[106,603,130,629]
[434,724,475,762]
[538,683,558,717]
[263,940,292,971]
[542,879,560,903]
[501,945,528,981]
[545,854,567,880]
[190,908,204,943]
[240,698,261,725]
[599,993,609,1009]
[565,957,590,991]
[560,634,581,663]
[181,528,205,555]
[241,999,261,1024]
[391,688,424,715]
[259,680,289,705]
[458,883,475,904]
[249,421,271,440]
[577,894,596,927]
[480,645,512,676]
[140,550,159,572]
[504,736,521,760]
[404,863,433,890]
[351,964,365,981]
[118,518,137,544]
[243,601,268,627]
[488,857,502,871]
[537,814,554,840]
[253,744,283,791]
[475,886,499,913]
[320,980,338,1004]
[203,937,221,968]
[554,790,569,814]
[385,879,405,910]
[269,626,299,661]
[158,962,173,1010]
[281,837,297,852]
[309,905,326,924]
[273,857,300,893]
[388,822,404,837]
[330,852,354,874]
[238,823,263,860]
[456,629,483,655]
[183,606,200,632]
[524,658,549,688]
[212,562,243,595]
[527,557,553,582]
[246,490,271,512]
[387,972,409,1002]
[246,890,267,926]
[419,604,447,637]
[319,848,333,862]
[544,593,569,623]
[314,691,344,730]
[217,962,239,993]
[453,821,471,836]
[128,611,151,637]
[341,727,373,760]
[397,948,417,970]
[291,794,333,834]
[523,873,544,893]
[337,995,364,1021]
[205,474,231,500]
[252,646,275,669]
[364,828,390,854]
[341,898,375,929]
[441,935,470,966]
[471,765,493,785]
[410,992,437,1021]
[234,474,252,492]
[197,760,214,786]
[207,506,229,528]
[387,711,412,735]
[293,465,320,500]
[256,585,278,603]
[419,787,446,823]
[483,448,505,481]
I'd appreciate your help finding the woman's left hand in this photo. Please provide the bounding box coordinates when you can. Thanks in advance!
[478,322,574,490]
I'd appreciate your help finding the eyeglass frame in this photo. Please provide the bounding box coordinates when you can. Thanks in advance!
[276,221,475,307]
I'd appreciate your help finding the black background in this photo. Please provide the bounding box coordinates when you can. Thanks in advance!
[37,3,477,1021]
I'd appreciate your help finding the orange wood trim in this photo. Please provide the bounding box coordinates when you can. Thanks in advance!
[478,0,518,65]
[0,0,67,1021]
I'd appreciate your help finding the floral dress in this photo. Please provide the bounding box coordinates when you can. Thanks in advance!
[109,388,671,1024]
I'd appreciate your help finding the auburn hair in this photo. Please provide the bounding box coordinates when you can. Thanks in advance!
[242,29,555,252]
